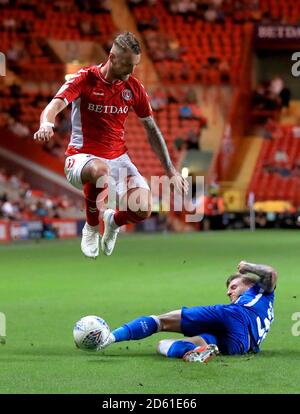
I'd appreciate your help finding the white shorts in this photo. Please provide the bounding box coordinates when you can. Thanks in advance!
[64,152,150,196]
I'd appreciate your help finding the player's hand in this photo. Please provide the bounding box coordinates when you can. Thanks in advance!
[237,260,249,274]
[33,124,54,142]
[167,166,189,195]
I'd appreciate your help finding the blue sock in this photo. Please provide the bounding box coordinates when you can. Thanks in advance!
[167,341,197,358]
[112,316,159,342]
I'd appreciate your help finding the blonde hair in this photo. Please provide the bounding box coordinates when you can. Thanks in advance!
[226,272,258,288]
[113,32,141,55]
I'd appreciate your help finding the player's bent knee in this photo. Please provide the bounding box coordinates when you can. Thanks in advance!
[90,164,109,180]
[134,206,152,220]
[125,207,151,223]
[82,161,109,184]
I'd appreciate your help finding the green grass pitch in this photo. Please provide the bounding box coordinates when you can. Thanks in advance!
[0,230,299,394]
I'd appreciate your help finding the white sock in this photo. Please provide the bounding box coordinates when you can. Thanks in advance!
[157,339,176,356]
[85,223,99,231]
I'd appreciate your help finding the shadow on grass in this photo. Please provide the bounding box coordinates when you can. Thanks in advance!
[1,347,159,360]
[2,348,298,362]
[88,352,163,363]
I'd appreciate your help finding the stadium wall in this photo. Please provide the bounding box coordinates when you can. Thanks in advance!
[0,219,84,242]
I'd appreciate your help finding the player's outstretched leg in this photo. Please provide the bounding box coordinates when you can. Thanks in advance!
[101,209,120,256]
[157,339,219,363]
[97,315,161,350]
[81,223,100,259]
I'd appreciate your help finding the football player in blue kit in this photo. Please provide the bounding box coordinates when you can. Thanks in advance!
[100,261,277,363]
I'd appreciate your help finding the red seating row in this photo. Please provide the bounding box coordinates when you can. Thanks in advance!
[248,125,300,206]
[130,2,247,85]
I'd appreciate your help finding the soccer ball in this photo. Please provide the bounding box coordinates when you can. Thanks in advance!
[73,315,110,351]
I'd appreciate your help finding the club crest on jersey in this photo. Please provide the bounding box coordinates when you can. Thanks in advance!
[122,89,132,101]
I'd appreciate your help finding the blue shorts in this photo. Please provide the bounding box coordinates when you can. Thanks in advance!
[181,305,251,355]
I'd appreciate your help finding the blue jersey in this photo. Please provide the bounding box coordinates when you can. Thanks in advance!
[234,283,275,352]
[181,283,275,355]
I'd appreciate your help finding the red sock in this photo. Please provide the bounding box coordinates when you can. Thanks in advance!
[83,183,102,226]
[113,210,146,226]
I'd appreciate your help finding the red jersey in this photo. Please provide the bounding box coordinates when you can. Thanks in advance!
[54,65,152,159]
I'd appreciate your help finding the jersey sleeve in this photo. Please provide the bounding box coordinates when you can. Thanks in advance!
[132,81,152,118]
[54,68,89,104]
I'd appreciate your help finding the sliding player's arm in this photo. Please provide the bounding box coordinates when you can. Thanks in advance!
[237,261,278,292]
[140,116,189,194]
[34,98,67,142]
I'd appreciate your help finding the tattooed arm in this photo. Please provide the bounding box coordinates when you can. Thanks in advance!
[140,116,188,194]
[237,261,278,292]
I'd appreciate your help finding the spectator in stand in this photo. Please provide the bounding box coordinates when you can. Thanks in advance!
[1,195,15,220]
[166,38,184,61]
[185,128,200,150]
[8,117,30,138]
[34,201,48,218]
[262,163,277,175]
[79,20,93,36]
[263,119,283,140]
[202,191,225,231]
[219,59,230,82]
[9,171,24,189]
[204,6,218,22]
[274,149,288,163]
[263,89,281,111]
[9,83,22,98]
[166,86,182,104]
[252,82,268,109]
[269,75,284,96]
[2,16,17,32]
[137,15,159,31]
[150,89,167,112]
[255,210,267,229]
[279,86,291,114]
[184,87,197,104]
[0,168,8,183]
[179,104,193,119]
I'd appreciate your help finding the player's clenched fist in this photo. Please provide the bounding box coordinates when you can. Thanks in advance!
[237,260,249,274]
[33,122,54,142]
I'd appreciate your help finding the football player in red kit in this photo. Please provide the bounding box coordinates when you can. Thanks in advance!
[34,32,188,258]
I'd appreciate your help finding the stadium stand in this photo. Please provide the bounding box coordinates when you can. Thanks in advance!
[0,166,83,221]
[248,124,300,206]
[128,1,250,85]
[1,0,300,231]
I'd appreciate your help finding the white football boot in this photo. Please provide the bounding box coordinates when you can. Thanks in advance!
[81,222,99,259]
[96,332,115,351]
[101,209,120,256]
[183,344,219,363]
